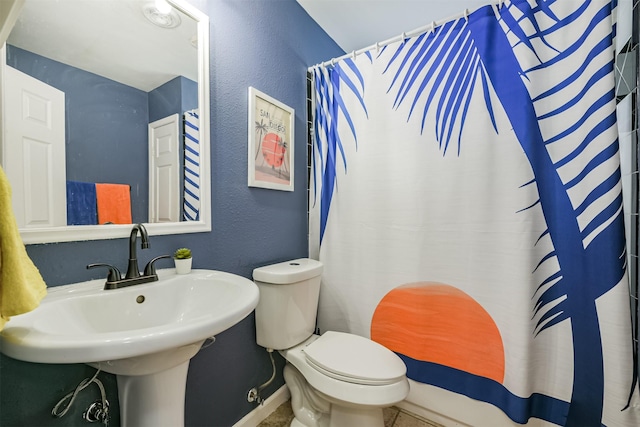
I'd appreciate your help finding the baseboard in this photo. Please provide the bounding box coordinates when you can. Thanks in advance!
[396,399,469,427]
[233,385,290,427]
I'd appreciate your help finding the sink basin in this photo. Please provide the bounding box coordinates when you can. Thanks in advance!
[0,268,259,427]
[0,269,259,364]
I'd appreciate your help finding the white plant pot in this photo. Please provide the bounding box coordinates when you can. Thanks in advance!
[174,258,192,275]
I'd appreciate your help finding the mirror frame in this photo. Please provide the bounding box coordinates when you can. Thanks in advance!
[0,0,211,245]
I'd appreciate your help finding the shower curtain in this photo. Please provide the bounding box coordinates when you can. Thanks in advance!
[183,109,200,221]
[309,1,639,425]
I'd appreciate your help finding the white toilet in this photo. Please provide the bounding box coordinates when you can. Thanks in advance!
[253,258,409,427]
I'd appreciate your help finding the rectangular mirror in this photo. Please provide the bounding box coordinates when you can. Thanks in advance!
[0,0,211,244]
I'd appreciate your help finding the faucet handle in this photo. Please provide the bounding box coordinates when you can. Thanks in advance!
[143,255,172,276]
[87,263,122,283]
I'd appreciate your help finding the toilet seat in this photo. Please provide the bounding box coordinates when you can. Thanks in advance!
[302,331,406,385]
[281,334,410,407]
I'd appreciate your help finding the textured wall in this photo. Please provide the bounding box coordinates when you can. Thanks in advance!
[6,44,150,223]
[0,0,343,425]
[148,76,198,123]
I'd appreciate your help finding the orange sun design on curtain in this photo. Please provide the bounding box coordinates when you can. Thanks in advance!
[371,282,505,383]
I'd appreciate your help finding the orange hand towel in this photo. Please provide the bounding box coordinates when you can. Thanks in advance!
[0,166,47,330]
[96,183,132,224]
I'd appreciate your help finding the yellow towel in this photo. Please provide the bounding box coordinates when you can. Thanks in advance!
[0,166,47,330]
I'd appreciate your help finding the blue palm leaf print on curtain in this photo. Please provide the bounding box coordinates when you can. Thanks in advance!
[381,1,626,425]
[386,19,499,155]
[313,58,367,242]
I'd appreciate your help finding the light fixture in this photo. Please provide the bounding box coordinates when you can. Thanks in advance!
[142,0,181,29]
[154,0,172,15]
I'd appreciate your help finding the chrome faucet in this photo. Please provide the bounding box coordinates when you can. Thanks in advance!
[87,223,171,290]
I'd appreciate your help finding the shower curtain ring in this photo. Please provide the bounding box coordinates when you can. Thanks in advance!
[430,21,436,34]
[463,9,469,21]
[352,50,356,60]
[375,42,380,52]
[402,32,407,41]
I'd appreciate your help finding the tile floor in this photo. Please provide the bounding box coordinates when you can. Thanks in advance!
[257,401,444,427]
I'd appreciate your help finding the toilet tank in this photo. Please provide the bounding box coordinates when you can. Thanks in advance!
[253,258,323,350]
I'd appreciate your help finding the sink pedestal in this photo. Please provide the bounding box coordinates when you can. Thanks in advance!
[117,361,190,427]
[94,341,204,427]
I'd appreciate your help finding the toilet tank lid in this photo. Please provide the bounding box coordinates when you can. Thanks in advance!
[253,258,323,284]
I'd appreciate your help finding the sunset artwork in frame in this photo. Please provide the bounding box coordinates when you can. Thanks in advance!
[248,87,294,191]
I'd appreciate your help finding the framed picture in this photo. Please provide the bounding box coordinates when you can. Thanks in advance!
[248,87,294,191]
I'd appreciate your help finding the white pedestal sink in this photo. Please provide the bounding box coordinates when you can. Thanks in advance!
[0,269,259,427]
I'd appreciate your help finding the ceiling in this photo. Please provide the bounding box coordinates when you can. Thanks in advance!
[296,0,490,55]
[7,0,198,92]
[6,0,493,92]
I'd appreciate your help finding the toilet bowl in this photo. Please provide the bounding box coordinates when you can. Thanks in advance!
[253,259,409,427]
[285,331,408,399]
[282,335,409,427]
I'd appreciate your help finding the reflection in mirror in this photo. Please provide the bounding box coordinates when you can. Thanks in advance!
[0,0,211,244]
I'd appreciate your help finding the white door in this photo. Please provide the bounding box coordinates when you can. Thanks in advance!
[3,65,66,228]
[148,114,179,223]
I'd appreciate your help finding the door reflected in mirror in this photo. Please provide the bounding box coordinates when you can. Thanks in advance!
[0,0,211,244]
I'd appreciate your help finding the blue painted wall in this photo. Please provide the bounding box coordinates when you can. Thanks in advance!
[7,46,199,226]
[148,76,198,122]
[6,45,150,224]
[149,76,199,219]
[0,0,343,425]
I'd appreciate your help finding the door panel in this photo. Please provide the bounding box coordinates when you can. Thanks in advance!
[3,65,66,228]
[148,114,179,223]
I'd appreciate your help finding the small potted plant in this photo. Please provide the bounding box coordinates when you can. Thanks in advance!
[173,247,192,274]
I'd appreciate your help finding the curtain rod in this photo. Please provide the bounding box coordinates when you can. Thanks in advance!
[308,0,504,71]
